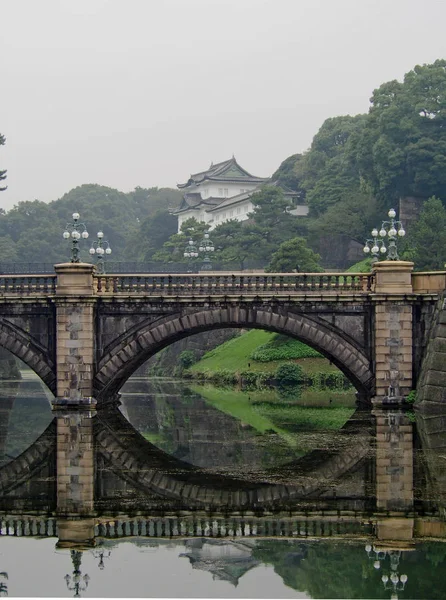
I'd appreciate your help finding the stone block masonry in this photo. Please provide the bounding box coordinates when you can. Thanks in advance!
[54,263,96,404]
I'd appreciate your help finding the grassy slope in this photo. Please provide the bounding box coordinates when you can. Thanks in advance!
[188,330,340,375]
[191,384,355,439]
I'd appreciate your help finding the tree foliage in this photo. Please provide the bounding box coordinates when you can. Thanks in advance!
[266,237,323,273]
[403,196,446,270]
[0,133,6,192]
[353,59,446,207]
[0,184,181,264]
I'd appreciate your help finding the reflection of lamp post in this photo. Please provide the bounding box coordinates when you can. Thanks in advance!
[89,231,112,274]
[0,572,8,597]
[364,209,406,262]
[198,233,215,270]
[64,550,90,598]
[365,545,408,600]
[92,548,111,570]
[63,213,89,263]
[184,238,198,273]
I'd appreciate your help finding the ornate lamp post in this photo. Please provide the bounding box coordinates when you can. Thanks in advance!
[198,233,215,270]
[63,213,89,263]
[364,209,406,261]
[89,231,112,274]
[363,227,387,263]
[64,550,90,598]
[184,238,198,273]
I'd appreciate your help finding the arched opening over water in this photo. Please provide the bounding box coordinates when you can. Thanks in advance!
[95,307,374,402]
[116,327,369,488]
[0,350,54,466]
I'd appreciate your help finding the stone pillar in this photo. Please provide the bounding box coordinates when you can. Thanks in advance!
[53,263,96,409]
[56,410,95,546]
[372,261,414,401]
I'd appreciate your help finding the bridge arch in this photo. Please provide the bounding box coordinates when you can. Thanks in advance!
[94,306,374,402]
[0,319,56,395]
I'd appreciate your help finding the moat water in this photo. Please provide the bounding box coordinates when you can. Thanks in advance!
[0,372,445,598]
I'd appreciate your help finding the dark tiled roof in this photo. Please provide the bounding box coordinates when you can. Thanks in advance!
[177,157,267,189]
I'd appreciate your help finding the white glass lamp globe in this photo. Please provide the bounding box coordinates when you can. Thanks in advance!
[371,228,378,237]
[372,245,379,254]
[63,231,70,239]
[72,231,81,240]
[105,247,112,254]
[374,560,380,569]
[72,212,80,221]
[89,248,95,255]
[388,208,396,218]
[184,252,190,258]
[204,233,209,239]
[400,574,408,584]
[188,240,193,246]
[199,246,204,252]
[82,231,89,239]
[388,227,397,237]
[365,544,372,553]
[210,246,214,252]
[379,228,386,237]
[380,246,387,253]
[363,245,370,253]
[398,228,406,237]
[97,231,104,239]
[381,575,389,584]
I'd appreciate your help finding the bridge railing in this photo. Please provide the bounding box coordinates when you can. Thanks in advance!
[95,272,374,295]
[0,275,56,295]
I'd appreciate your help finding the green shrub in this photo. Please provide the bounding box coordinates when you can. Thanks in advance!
[239,370,269,389]
[179,350,197,369]
[406,390,417,404]
[275,363,304,386]
[251,335,321,362]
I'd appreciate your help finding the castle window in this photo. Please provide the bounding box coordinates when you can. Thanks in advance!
[218,188,223,196]
[224,188,229,196]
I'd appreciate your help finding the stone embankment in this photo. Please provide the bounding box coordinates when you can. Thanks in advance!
[416,291,446,408]
[415,291,446,512]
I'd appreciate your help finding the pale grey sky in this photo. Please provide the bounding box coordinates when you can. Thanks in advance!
[1,0,445,210]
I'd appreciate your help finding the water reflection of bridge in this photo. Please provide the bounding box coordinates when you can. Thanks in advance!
[0,400,443,547]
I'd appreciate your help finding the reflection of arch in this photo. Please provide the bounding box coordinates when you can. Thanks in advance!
[94,308,373,401]
[96,408,371,507]
[0,420,55,496]
[0,319,56,394]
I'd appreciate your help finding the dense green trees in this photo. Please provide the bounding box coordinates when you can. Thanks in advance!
[272,58,446,270]
[266,237,323,272]
[354,59,446,208]
[403,196,446,270]
[0,133,6,192]
[0,184,181,265]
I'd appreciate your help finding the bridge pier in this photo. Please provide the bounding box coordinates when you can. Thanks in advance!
[52,263,96,410]
[372,261,414,403]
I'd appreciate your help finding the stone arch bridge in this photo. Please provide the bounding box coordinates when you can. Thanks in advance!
[0,261,442,406]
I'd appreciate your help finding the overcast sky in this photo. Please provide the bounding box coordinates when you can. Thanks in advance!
[1,0,445,210]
